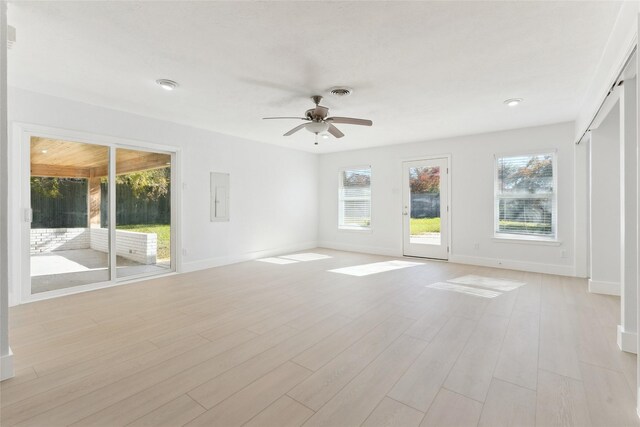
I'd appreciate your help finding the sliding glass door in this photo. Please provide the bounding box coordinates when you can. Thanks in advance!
[115,148,172,279]
[30,138,111,294]
[27,135,174,298]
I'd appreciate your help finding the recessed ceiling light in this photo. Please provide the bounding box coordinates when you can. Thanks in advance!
[156,79,179,91]
[322,134,330,139]
[41,150,47,154]
[504,98,523,107]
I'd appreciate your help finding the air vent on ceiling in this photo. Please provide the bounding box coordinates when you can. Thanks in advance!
[329,87,352,97]
[7,25,15,49]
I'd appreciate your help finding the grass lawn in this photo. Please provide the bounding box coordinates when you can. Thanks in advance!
[498,220,552,234]
[410,217,441,234]
[116,224,171,260]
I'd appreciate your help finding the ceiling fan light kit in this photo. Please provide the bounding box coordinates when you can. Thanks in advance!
[263,95,372,144]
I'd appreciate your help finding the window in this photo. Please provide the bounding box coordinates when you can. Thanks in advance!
[339,167,371,230]
[495,153,556,239]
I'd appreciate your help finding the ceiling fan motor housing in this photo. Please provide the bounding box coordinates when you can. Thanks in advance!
[305,106,329,121]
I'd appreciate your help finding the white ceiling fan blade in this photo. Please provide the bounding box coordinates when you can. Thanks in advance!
[326,117,373,126]
[283,123,309,136]
[263,117,308,120]
[327,124,345,139]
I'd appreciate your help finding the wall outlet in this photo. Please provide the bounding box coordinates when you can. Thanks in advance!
[182,248,188,256]
[497,260,502,265]
[473,242,480,250]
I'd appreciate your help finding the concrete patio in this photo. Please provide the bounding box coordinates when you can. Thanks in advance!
[31,249,170,294]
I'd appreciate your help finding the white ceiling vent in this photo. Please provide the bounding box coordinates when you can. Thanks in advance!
[329,87,352,97]
[7,25,16,49]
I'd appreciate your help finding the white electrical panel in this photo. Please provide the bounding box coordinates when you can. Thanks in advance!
[210,172,230,222]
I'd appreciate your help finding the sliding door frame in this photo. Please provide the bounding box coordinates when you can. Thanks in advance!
[11,123,181,304]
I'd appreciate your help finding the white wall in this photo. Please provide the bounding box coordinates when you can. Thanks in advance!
[589,104,621,292]
[620,76,638,352]
[575,1,640,141]
[8,87,318,303]
[318,122,575,276]
[0,0,14,381]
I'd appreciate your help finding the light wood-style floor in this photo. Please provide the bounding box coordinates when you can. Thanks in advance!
[1,249,638,426]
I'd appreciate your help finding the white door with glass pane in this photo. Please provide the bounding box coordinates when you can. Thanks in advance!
[402,158,449,259]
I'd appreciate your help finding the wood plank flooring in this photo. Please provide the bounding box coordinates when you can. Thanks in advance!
[1,249,637,426]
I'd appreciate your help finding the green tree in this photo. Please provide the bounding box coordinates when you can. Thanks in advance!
[410,167,439,193]
[31,177,62,198]
[342,170,370,187]
[113,167,170,201]
[499,155,552,194]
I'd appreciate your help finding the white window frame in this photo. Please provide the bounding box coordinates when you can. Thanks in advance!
[338,165,372,231]
[493,151,558,241]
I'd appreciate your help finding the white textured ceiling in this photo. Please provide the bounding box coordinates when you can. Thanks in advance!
[8,1,622,153]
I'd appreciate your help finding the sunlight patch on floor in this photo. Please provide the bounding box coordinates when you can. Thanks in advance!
[256,257,299,264]
[448,275,525,291]
[329,260,422,277]
[280,253,333,262]
[427,281,502,298]
[257,253,333,265]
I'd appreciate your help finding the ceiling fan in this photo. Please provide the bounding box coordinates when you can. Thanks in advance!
[263,95,373,143]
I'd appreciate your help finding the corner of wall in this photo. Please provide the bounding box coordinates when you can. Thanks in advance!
[0,348,13,381]
[588,278,621,296]
[181,240,319,273]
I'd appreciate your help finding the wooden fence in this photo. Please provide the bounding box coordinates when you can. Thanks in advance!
[31,178,170,228]
[410,193,440,218]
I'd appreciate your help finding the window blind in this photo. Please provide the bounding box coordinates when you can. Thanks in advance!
[339,167,371,229]
[495,153,555,237]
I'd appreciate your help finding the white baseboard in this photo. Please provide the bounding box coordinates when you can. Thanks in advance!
[448,254,575,276]
[317,241,402,258]
[617,325,637,354]
[318,244,576,276]
[181,241,318,273]
[588,279,620,296]
[1,349,14,381]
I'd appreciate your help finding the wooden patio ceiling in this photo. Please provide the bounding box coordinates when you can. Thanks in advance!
[30,137,171,178]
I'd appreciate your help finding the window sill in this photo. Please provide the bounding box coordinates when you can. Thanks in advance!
[492,235,561,246]
[338,227,372,233]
